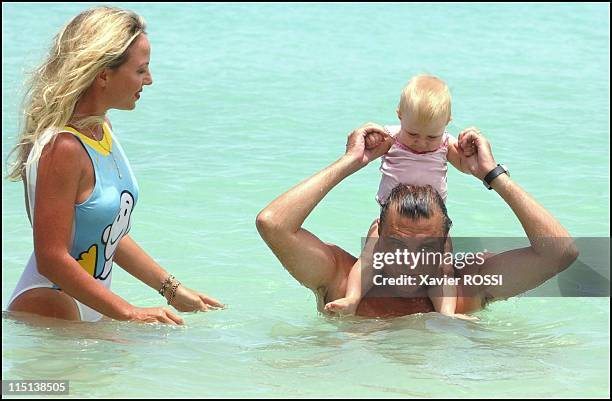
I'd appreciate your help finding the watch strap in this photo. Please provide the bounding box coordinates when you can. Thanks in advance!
[483,164,508,189]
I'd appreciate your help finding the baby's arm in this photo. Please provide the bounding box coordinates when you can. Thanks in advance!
[428,236,457,315]
[324,256,367,315]
[324,219,379,315]
[428,237,479,321]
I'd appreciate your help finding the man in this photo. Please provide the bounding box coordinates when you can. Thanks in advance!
[256,123,578,318]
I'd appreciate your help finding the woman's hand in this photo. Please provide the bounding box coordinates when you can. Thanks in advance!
[344,122,394,169]
[170,285,224,312]
[456,127,498,180]
[127,306,184,325]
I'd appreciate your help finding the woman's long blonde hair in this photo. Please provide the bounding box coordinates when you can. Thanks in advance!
[6,6,146,181]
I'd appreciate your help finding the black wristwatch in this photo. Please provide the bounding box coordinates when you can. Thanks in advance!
[483,164,509,189]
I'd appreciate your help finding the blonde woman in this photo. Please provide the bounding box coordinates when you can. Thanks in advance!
[6,7,222,324]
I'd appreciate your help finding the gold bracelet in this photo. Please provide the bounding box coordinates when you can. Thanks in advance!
[166,282,181,305]
[159,275,175,297]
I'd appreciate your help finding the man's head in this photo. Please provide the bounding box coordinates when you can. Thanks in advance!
[378,184,452,242]
[374,185,452,293]
[397,74,452,152]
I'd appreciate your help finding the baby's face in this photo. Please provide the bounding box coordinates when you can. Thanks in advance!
[398,114,448,153]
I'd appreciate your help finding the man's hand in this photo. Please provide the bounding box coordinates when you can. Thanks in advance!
[345,123,394,169]
[457,127,498,180]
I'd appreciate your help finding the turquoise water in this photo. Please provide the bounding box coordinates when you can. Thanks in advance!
[2,3,609,398]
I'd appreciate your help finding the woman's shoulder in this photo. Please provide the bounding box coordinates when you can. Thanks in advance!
[47,130,83,150]
[38,131,88,170]
[29,131,89,201]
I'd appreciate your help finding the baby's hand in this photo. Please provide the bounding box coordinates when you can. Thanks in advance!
[458,127,480,157]
[324,297,359,316]
[365,132,384,150]
[452,313,480,321]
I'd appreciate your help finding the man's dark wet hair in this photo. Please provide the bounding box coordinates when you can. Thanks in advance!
[378,184,452,237]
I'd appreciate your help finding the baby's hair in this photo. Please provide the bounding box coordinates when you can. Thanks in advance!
[398,74,451,126]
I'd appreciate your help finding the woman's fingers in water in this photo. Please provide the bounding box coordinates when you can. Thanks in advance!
[130,306,184,325]
[199,293,224,309]
[164,309,184,325]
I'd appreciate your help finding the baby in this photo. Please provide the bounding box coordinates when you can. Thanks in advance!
[325,74,477,320]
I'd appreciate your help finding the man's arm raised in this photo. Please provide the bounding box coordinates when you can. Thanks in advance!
[256,124,393,292]
[457,128,579,301]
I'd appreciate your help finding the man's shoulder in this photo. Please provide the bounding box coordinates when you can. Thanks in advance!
[325,242,357,270]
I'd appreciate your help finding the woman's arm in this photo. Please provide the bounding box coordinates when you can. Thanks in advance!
[113,235,223,311]
[113,235,168,291]
[33,133,182,324]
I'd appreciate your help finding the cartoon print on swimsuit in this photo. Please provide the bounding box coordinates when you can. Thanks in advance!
[75,244,98,277]
[98,191,135,280]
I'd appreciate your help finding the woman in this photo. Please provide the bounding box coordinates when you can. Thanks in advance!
[6,6,222,324]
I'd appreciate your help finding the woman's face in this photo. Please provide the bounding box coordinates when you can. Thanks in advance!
[106,33,153,110]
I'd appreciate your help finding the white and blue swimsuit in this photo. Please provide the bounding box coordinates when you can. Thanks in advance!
[7,122,139,322]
